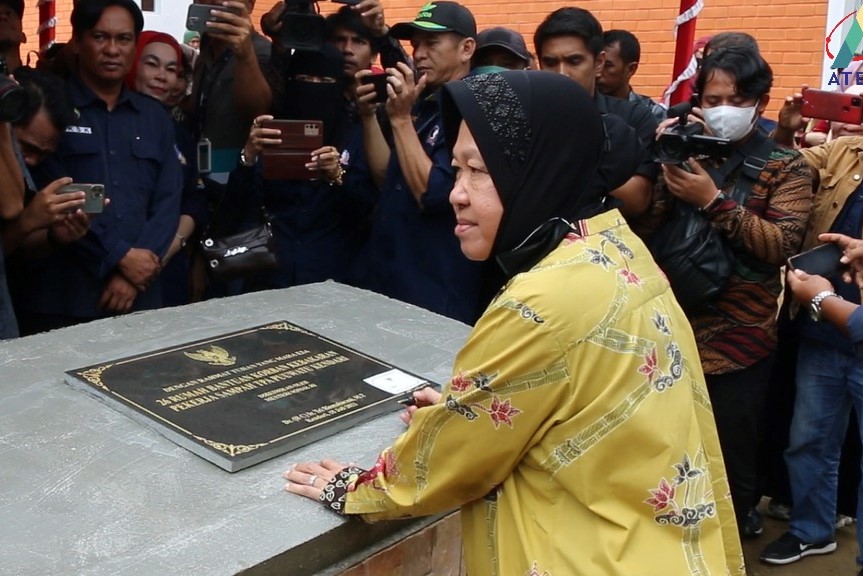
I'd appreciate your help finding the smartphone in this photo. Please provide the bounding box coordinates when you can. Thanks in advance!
[259,120,324,180]
[185,4,241,33]
[360,73,389,104]
[58,183,106,214]
[788,243,845,278]
[801,88,863,124]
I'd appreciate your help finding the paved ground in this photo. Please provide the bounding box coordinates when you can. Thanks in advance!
[743,500,858,576]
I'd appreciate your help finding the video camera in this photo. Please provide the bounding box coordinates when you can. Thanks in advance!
[655,102,732,165]
[277,0,326,51]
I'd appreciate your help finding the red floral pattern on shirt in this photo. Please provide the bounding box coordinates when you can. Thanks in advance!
[645,477,676,512]
[619,268,642,286]
[638,348,658,380]
[451,372,472,392]
[476,395,522,429]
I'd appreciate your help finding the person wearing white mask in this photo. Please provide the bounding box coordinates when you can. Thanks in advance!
[647,45,813,542]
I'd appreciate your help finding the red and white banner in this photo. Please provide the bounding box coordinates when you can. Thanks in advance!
[37,0,56,56]
[663,0,703,106]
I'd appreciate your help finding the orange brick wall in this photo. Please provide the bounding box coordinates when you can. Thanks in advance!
[21,1,829,118]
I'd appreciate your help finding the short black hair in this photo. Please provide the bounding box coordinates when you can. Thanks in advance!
[71,0,144,38]
[695,46,773,101]
[325,6,377,53]
[13,68,76,132]
[534,7,603,59]
[705,31,759,55]
[603,29,640,65]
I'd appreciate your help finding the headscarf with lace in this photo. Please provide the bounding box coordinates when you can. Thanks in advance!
[440,70,606,286]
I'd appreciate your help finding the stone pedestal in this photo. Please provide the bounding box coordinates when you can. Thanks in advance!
[0,282,470,576]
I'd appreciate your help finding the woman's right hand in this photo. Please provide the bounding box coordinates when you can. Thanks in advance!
[242,114,281,166]
[399,386,442,426]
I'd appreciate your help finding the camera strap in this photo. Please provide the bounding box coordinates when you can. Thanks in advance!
[705,132,777,204]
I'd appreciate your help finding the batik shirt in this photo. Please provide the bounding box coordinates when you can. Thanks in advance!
[323,210,744,576]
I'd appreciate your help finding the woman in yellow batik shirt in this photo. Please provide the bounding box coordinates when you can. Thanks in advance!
[283,70,744,576]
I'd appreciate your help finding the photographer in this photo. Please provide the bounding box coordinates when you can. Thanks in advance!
[224,46,377,290]
[3,69,90,259]
[191,0,274,180]
[756,86,863,570]
[648,46,812,540]
[14,0,181,334]
[348,1,484,324]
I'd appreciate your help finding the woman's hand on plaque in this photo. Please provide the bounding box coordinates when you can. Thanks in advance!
[283,458,347,499]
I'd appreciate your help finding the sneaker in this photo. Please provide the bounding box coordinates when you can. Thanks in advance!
[742,507,764,538]
[760,531,837,565]
[836,514,855,529]
[765,500,792,521]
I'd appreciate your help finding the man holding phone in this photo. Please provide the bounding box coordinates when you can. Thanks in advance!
[349,1,485,324]
[759,91,863,570]
[786,234,863,358]
[12,0,181,335]
[191,0,274,181]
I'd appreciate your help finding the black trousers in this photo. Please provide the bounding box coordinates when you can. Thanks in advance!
[705,355,774,532]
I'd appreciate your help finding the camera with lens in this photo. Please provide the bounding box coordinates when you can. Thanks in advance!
[277,0,326,51]
[655,103,732,165]
[0,57,29,124]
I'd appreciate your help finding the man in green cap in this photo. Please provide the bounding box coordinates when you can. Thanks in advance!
[352,1,485,324]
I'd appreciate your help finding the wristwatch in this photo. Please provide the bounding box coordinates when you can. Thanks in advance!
[239,149,255,168]
[809,290,842,322]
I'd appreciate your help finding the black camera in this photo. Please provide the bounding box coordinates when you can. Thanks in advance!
[0,57,29,124]
[277,1,326,51]
[655,103,732,165]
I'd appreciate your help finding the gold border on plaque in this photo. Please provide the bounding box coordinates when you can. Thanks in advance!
[194,436,268,457]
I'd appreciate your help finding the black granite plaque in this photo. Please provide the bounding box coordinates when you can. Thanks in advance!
[65,321,431,472]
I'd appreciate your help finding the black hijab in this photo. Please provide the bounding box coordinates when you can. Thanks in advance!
[281,44,348,147]
[440,70,606,283]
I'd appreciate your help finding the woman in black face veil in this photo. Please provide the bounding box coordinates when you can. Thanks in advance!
[224,45,376,291]
[283,71,743,576]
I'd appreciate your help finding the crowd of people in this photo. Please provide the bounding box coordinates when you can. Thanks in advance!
[2,0,863,573]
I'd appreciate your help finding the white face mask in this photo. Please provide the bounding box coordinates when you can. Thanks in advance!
[703,104,758,141]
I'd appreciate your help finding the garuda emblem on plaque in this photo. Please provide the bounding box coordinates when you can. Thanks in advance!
[183,345,237,367]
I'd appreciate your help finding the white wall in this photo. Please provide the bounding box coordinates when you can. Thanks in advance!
[137,0,195,45]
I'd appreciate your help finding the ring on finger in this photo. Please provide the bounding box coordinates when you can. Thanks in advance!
[307,474,318,486]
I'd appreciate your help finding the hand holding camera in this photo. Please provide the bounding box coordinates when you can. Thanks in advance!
[385,63,427,122]
[655,102,732,165]
[243,114,282,165]
[353,0,388,37]
[189,1,255,60]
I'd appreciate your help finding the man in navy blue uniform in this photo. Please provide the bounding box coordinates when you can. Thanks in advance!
[353,1,484,325]
[16,0,181,334]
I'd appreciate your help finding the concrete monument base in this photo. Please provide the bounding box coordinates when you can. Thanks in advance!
[0,282,470,575]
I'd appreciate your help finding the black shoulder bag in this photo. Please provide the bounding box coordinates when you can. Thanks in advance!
[649,132,777,314]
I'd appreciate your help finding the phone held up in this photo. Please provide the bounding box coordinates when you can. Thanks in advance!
[788,243,846,278]
[185,4,241,33]
[800,88,863,125]
[58,183,106,214]
[360,73,389,104]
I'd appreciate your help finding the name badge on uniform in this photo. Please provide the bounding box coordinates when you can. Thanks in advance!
[197,137,212,175]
